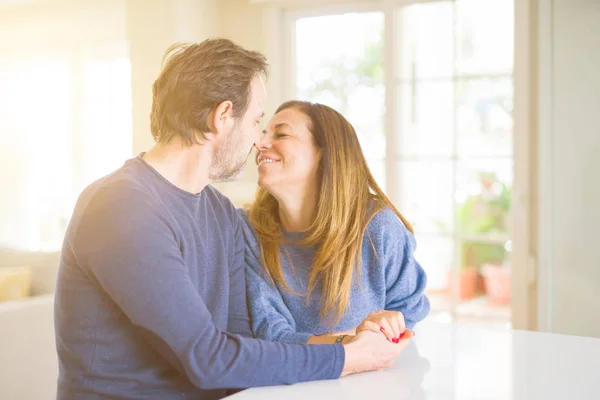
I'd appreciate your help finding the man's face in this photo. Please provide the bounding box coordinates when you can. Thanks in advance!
[209,75,266,182]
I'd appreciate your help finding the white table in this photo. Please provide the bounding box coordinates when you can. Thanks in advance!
[229,321,600,399]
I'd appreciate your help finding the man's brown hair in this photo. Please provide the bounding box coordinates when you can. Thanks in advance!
[150,38,268,145]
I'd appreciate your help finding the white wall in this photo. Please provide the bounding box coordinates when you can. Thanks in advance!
[126,0,263,207]
[0,0,127,52]
[128,0,220,155]
[539,0,600,337]
[212,0,282,207]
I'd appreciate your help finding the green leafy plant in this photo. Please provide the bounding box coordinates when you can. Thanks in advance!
[458,172,511,269]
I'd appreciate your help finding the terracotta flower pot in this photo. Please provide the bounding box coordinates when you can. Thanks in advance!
[481,264,511,305]
[446,267,478,300]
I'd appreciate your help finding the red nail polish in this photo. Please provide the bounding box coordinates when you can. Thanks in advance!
[399,332,405,339]
[380,327,385,332]
[392,338,399,343]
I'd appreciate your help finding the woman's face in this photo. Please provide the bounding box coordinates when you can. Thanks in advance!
[255,107,321,192]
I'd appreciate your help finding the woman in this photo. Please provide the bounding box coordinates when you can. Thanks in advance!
[240,101,430,345]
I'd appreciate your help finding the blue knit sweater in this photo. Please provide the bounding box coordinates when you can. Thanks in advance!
[240,207,430,344]
[54,156,345,400]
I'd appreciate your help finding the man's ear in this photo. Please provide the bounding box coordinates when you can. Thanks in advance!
[212,100,234,133]
[202,101,234,144]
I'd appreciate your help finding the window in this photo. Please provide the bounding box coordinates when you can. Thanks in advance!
[295,11,386,187]
[0,42,132,252]
[288,0,514,322]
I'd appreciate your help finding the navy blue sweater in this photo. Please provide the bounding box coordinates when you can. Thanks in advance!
[54,156,344,399]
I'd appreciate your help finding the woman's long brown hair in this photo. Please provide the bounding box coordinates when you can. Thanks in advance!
[248,101,413,328]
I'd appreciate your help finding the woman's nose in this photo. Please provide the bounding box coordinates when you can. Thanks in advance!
[256,134,272,150]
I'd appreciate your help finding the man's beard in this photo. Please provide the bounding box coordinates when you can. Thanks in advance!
[209,156,247,182]
[208,126,251,182]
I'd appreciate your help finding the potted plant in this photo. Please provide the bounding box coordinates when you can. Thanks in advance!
[455,172,512,303]
[481,262,511,305]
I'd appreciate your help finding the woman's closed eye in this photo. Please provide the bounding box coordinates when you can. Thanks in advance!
[274,132,288,139]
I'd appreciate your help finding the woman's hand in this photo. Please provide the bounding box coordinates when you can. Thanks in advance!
[356,310,414,343]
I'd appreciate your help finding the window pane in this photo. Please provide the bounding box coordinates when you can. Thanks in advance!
[416,234,454,292]
[393,160,454,234]
[416,234,454,316]
[456,159,513,236]
[81,43,132,192]
[0,55,72,251]
[457,77,513,158]
[0,44,132,252]
[295,12,385,162]
[397,81,454,157]
[396,1,454,80]
[456,237,512,314]
[460,238,510,271]
[369,159,386,193]
[456,0,514,75]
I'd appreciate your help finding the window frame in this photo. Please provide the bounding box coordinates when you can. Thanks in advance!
[280,0,524,322]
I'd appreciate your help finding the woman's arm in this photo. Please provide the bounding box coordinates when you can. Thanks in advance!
[378,210,431,329]
[240,211,356,344]
[307,329,356,344]
[245,249,355,344]
[362,208,430,330]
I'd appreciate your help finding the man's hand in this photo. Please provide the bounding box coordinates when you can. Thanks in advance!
[340,329,411,377]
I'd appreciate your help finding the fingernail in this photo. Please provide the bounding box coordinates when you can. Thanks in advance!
[399,332,405,339]
[380,327,385,333]
[392,338,399,343]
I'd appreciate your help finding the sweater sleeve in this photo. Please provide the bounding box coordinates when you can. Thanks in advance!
[238,210,313,344]
[245,260,313,344]
[373,209,431,329]
[73,185,344,390]
[225,212,254,338]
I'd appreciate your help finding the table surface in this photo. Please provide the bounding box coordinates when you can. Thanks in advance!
[229,320,600,400]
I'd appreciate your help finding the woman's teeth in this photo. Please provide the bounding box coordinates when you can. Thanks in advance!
[258,159,278,166]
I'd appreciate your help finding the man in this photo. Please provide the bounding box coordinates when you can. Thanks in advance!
[54,38,408,400]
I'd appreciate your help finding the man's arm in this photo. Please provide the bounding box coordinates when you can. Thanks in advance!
[74,185,344,390]
[226,214,254,338]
